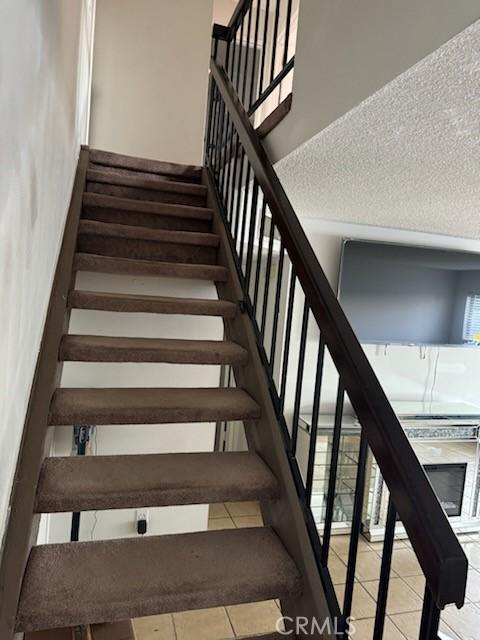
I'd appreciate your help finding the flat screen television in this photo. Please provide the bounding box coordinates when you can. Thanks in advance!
[338,240,480,346]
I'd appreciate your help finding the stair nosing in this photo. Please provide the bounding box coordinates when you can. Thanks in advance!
[35,451,278,513]
[87,168,207,196]
[59,335,248,365]
[68,290,238,317]
[78,219,220,247]
[49,387,261,426]
[82,192,213,220]
[16,527,301,632]
[89,149,203,181]
[73,253,228,281]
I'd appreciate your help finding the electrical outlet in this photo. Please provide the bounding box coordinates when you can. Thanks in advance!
[136,509,149,523]
[136,509,149,535]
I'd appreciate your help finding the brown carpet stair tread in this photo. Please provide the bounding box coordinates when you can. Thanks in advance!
[49,387,261,425]
[68,290,238,317]
[73,253,228,281]
[78,219,220,246]
[83,192,213,221]
[60,335,248,364]
[89,149,203,182]
[16,527,302,632]
[35,451,278,513]
[87,168,207,197]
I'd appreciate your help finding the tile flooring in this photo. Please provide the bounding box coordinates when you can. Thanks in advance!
[327,531,480,639]
[132,501,480,639]
[132,502,281,640]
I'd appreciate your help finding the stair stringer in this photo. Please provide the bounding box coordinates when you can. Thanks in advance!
[204,170,337,640]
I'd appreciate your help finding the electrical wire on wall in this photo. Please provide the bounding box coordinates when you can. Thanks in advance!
[429,347,441,414]
[89,426,99,541]
[421,346,433,412]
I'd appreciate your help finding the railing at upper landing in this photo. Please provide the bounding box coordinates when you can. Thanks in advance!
[213,0,297,127]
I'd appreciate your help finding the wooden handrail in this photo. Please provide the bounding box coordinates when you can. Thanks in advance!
[226,0,252,32]
[210,57,467,609]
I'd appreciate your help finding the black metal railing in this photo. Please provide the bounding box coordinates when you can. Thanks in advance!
[205,56,467,639]
[213,0,297,123]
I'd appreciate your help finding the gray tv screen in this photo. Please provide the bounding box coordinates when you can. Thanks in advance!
[338,240,480,346]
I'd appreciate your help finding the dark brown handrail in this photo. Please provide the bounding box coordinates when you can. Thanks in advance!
[226,0,251,32]
[209,57,467,610]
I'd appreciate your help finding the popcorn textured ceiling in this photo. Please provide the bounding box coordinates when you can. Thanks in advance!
[276,21,480,240]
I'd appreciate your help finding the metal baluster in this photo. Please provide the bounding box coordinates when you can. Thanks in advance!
[205,80,215,166]
[239,164,252,265]
[270,0,281,83]
[222,114,234,203]
[233,148,246,244]
[279,272,296,411]
[245,179,260,291]
[211,86,221,175]
[283,0,293,66]
[253,198,267,314]
[227,132,240,225]
[258,0,270,101]
[241,2,253,105]
[218,109,229,199]
[224,126,236,224]
[418,586,441,640]
[260,214,276,336]
[305,337,326,505]
[229,25,238,82]
[235,13,245,94]
[343,431,369,623]
[248,0,262,110]
[290,298,309,455]
[373,496,397,640]
[321,381,345,565]
[269,244,285,372]
[213,96,225,179]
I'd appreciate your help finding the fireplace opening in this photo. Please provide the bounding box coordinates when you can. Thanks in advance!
[424,463,467,517]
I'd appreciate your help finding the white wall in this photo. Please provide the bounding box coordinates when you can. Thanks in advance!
[0,0,95,547]
[213,0,238,25]
[89,0,214,165]
[265,0,480,161]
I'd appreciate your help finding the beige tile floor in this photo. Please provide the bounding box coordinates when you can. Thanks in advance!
[327,531,480,639]
[132,502,480,639]
[133,502,281,640]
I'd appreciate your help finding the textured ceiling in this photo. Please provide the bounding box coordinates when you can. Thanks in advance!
[276,20,480,240]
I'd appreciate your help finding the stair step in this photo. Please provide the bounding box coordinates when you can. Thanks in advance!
[86,169,206,207]
[82,193,213,234]
[35,451,278,512]
[73,253,228,281]
[59,335,248,365]
[68,290,238,318]
[49,387,261,425]
[16,527,301,632]
[78,220,219,247]
[89,148,203,183]
[77,220,219,265]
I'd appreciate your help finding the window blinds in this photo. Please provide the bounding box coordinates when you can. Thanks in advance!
[463,294,480,342]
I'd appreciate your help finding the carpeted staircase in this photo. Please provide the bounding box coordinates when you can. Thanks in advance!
[16,150,302,634]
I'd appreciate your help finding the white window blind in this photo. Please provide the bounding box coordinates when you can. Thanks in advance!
[462,294,480,342]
